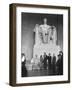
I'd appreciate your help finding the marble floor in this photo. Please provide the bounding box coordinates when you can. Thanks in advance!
[21,60,63,77]
[21,67,58,77]
[27,69,53,77]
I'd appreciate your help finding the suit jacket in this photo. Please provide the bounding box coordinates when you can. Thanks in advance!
[43,55,48,64]
[47,56,51,64]
[52,56,56,64]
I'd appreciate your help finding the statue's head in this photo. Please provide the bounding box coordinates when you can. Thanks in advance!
[43,18,47,24]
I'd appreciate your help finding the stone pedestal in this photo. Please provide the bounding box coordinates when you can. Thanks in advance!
[33,43,61,59]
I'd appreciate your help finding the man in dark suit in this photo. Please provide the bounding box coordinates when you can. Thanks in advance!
[56,53,63,75]
[52,54,56,75]
[47,53,52,70]
[21,53,27,77]
[43,52,48,70]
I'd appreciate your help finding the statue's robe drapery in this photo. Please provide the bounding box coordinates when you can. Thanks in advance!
[39,24,51,44]
[49,26,57,44]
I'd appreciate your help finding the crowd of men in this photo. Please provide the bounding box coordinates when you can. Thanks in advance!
[21,51,63,77]
[39,51,63,75]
